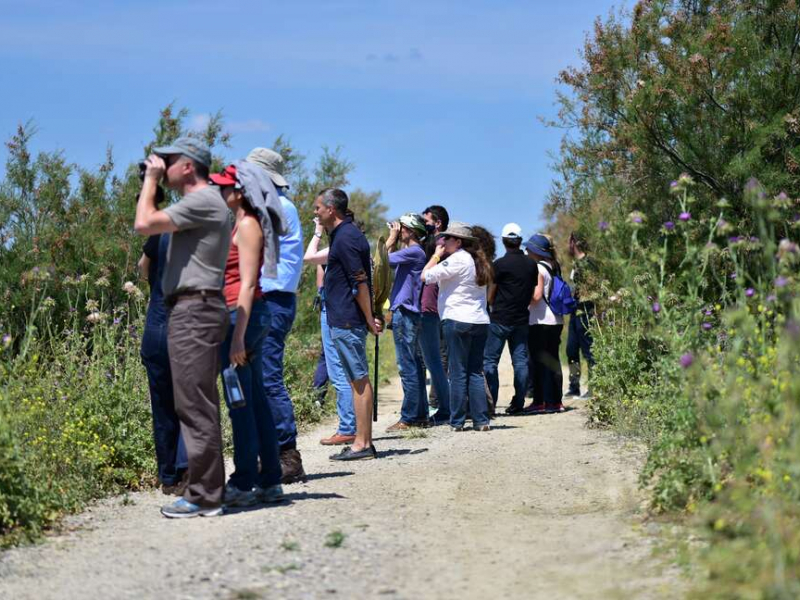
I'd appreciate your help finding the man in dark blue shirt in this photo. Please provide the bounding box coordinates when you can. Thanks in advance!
[314,188,383,461]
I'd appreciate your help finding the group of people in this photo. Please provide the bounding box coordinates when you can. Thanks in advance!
[132,136,596,519]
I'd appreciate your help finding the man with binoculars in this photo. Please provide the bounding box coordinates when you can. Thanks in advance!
[134,137,232,518]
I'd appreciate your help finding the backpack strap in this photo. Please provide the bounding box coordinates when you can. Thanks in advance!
[537,261,555,306]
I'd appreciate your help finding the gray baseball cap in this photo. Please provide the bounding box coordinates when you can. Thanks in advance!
[246,147,288,188]
[152,136,212,167]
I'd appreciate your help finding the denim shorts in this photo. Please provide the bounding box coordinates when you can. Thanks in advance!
[330,325,369,383]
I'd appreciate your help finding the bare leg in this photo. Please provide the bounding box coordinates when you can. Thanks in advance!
[350,376,374,452]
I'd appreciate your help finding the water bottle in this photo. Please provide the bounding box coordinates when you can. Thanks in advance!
[223,366,246,409]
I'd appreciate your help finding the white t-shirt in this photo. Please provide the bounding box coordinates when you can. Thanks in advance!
[424,249,490,324]
[529,262,564,326]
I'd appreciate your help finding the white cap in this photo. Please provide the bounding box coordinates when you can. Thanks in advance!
[501,222,523,238]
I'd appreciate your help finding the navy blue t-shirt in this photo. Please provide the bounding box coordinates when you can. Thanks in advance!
[143,233,170,328]
[324,219,372,329]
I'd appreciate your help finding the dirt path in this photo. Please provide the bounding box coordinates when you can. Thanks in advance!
[0,352,683,600]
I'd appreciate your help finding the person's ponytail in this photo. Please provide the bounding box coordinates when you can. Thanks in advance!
[462,240,493,287]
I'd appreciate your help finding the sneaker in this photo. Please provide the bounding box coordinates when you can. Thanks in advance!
[320,432,357,446]
[474,424,491,432]
[564,389,581,398]
[545,403,566,413]
[522,403,546,414]
[504,405,524,416]
[329,445,377,461]
[224,483,257,507]
[280,448,308,484]
[451,425,465,432]
[254,484,285,504]
[385,420,411,433]
[580,390,593,400]
[160,497,223,519]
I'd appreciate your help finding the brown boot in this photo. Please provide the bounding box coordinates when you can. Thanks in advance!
[279,448,308,484]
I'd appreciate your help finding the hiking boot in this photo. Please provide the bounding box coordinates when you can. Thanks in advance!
[329,445,377,461]
[160,498,223,519]
[320,432,357,446]
[224,483,257,507]
[254,484,285,504]
[385,420,411,432]
[279,448,308,484]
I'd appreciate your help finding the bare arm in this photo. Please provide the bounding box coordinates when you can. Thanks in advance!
[304,219,329,265]
[487,282,497,306]
[134,155,179,236]
[532,272,545,305]
[354,280,382,336]
[229,218,263,367]
[385,222,400,250]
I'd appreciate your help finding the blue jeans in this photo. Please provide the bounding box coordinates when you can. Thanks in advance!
[483,322,529,410]
[321,305,356,435]
[392,308,429,424]
[141,324,188,486]
[221,299,281,490]
[443,319,489,428]
[261,291,298,451]
[420,312,450,418]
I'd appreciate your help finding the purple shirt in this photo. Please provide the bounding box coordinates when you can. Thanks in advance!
[388,245,426,312]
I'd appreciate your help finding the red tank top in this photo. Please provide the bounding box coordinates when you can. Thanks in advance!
[224,214,264,307]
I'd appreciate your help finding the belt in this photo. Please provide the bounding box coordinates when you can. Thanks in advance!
[166,289,223,307]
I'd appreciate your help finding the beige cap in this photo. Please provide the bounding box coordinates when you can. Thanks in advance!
[246,147,288,187]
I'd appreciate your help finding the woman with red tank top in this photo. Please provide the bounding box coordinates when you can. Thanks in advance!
[210,164,283,508]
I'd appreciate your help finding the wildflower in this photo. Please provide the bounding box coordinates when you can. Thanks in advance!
[730,273,737,280]
[787,320,800,340]
[95,276,110,288]
[663,221,675,231]
[773,192,791,209]
[680,353,694,369]
[122,281,137,294]
[669,181,680,194]
[702,322,713,331]
[86,311,107,324]
[652,302,661,314]
[86,299,100,312]
[628,211,645,225]
[704,309,713,316]
[767,294,778,303]
[41,296,56,309]
[113,318,121,325]
[745,288,755,298]
[678,173,694,186]
[777,239,799,259]
[679,212,691,222]
[716,197,731,208]
[1,334,11,349]
[598,221,609,232]
[716,218,732,234]
[775,276,789,288]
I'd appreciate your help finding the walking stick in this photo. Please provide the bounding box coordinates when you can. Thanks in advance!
[373,334,379,421]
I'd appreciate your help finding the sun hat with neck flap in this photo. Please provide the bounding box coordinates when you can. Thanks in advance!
[436,221,476,241]
[524,233,553,258]
[246,147,288,188]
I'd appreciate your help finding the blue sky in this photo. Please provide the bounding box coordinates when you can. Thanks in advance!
[0,0,625,241]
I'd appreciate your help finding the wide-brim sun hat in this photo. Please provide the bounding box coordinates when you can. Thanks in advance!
[436,221,476,241]
[246,147,288,188]
[398,212,427,238]
[524,233,553,258]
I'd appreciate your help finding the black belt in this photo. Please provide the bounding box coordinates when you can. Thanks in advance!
[166,289,223,307]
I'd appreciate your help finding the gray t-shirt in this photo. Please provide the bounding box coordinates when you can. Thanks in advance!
[161,186,232,297]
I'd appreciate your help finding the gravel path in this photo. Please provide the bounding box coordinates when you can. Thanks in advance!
[0,353,683,599]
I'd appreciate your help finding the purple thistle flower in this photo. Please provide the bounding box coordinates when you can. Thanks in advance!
[745,288,755,298]
[775,276,789,288]
[730,273,737,280]
[786,320,800,340]
[702,322,713,331]
[1,334,11,348]
[652,302,661,314]
[679,212,691,222]
[113,318,121,325]
[767,294,778,303]
[670,181,678,189]
[704,309,713,316]
[598,221,609,231]
[728,235,742,244]
[749,236,760,243]
[680,353,694,369]
[663,221,675,231]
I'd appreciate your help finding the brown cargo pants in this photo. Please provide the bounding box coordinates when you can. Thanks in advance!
[167,294,229,507]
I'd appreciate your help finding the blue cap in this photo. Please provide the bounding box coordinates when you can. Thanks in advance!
[524,234,553,258]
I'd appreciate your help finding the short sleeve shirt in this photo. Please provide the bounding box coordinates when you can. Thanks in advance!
[161,186,232,297]
[388,245,426,312]
[529,262,563,326]
[490,249,538,326]
[143,233,170,328]
[324,219,373,329]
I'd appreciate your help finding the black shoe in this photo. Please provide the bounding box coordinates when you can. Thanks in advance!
[504,405,524,415]
[329,445,377,461]
[564,389,581,398]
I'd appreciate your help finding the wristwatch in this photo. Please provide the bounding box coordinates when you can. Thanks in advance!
[314,232,323,239]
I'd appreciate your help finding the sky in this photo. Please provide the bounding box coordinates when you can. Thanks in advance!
[0,0,626,242]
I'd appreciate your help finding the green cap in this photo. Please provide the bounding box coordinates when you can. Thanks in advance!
[153,136,212,167]
[399,212,427,238]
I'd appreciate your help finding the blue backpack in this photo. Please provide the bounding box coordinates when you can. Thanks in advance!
[538,262,577,316]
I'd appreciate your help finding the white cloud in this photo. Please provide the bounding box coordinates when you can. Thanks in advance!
[227,119,272,134]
